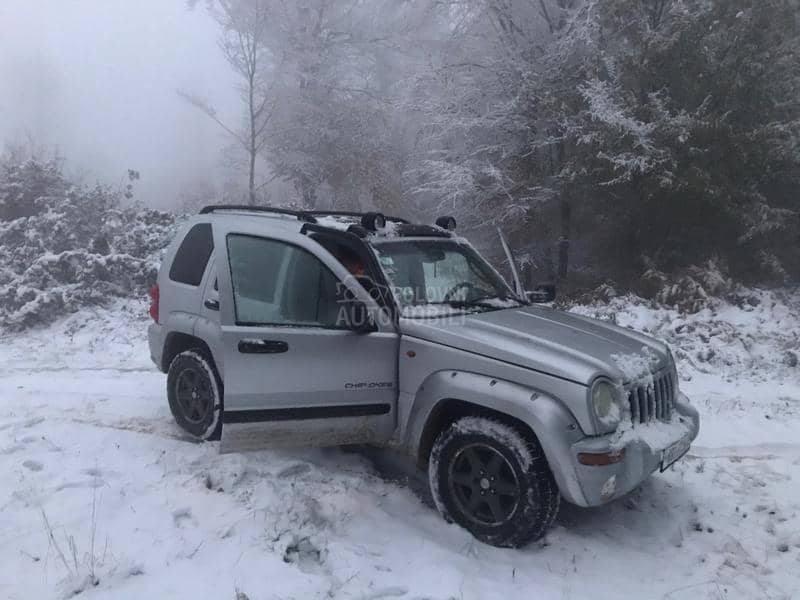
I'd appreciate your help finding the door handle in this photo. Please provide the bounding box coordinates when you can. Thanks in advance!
[204,298,220,311]
[238,339,289,354]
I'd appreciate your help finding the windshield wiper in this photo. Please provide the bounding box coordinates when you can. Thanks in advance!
[442,299,497,310]
[429,294,524,310]
[471,293,528,306]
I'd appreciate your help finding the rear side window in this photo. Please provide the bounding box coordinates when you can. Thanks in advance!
[169,223,214,286]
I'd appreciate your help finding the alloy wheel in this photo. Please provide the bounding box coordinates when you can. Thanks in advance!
[175,368,212,425]
[448,442,521,526]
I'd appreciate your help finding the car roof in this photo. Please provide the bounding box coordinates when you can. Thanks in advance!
[191,211,305,235]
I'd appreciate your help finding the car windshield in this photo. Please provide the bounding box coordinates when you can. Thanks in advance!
[370,238,525,317]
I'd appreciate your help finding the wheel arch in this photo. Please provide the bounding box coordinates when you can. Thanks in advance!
[162,331,216,374]
[416,399,537,470]
[405,370,588,505]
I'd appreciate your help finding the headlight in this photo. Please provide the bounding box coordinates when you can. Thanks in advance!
[592,380,622,428]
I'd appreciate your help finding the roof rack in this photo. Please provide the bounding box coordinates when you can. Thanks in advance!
[199,204,317,222]
[199,205,409,224]
[310,210,408,224]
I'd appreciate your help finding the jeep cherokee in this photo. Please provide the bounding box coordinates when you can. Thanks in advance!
[147,206,699,547]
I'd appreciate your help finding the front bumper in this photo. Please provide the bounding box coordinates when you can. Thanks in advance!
[563,393,700,507]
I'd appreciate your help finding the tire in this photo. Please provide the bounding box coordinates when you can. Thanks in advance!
[167,349,223,441]
[428,416,560,548]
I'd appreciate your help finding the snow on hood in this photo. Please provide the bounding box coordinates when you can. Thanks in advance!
[611,346,664,385]
[400,305,670,385]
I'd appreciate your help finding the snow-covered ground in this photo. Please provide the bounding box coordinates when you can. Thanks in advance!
[2,297,799,600]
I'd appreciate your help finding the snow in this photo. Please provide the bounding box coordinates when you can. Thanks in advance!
[312,216,401,237]
[2,296,800,599]
[610,346,661,383]
[569,289,800,383]
[450,417,534,470]
[313,215,355,231]
[481,297,522,309]
[610,407,693,452]
[372,220,401,238]
[596,393,622,429]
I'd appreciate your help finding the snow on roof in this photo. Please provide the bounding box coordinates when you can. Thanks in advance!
[313,215,404,238]
[371,220,401,238]
[313,215,358,231]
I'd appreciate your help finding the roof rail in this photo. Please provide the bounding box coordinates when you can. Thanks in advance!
[199,205,409,225]
[199,204,317,222]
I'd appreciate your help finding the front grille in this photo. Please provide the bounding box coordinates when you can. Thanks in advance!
[627,370,677,424]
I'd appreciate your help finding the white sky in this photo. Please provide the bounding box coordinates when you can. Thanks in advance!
[0,0,239,208]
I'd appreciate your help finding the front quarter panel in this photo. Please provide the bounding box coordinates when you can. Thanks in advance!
[398,338,591,505]
[399,334,597,434]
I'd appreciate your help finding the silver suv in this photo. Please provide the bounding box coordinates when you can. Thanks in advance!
[148,206,699,547]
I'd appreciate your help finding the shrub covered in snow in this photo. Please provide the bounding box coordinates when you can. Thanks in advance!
[567,283,800,383]
[0,159,177,331]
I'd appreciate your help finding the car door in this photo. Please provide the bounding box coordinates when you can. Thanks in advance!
[215,226,399,452]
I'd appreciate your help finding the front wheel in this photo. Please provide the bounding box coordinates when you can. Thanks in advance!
[167,349,223,441]
[428,416,560,548]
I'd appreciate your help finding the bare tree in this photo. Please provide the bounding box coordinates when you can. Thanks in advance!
[182,0,274,205]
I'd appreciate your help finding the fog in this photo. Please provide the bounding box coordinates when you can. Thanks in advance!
[0,0,239,208]
[0,0,796,287]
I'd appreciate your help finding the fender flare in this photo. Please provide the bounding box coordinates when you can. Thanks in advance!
[404,369,589,506]
[160,313,202,371]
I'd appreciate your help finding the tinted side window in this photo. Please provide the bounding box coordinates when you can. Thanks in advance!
[169,223,214,286]
[227,235,344,328]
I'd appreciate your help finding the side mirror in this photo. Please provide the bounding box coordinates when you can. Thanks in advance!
[526,283,556,303]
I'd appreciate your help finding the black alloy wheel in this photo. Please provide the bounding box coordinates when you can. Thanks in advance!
[429,416,560,548]
[448,443,520,526]
[167,349,223,441]
[174,367,213,425]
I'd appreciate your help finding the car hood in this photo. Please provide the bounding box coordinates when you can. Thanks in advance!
[399,305,670,385]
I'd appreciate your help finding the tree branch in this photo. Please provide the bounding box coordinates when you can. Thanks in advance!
[177,89,248,148]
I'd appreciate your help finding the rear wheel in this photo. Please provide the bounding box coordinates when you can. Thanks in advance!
[167,349,223,441]
[428,416,560,547]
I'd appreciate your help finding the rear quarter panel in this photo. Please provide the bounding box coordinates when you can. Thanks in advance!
[152,220,216,370]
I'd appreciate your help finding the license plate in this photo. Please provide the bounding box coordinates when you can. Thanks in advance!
[660,437,691,471]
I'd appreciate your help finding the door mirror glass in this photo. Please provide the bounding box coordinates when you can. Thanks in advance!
[526,283,556,303]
